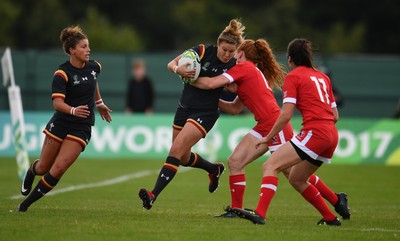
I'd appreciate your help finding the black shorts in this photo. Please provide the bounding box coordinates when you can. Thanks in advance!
[43,116,92,151]
[290,141,323,167]
[173,105,220,138]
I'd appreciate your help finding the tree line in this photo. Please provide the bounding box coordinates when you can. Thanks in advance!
[1,0,399,54]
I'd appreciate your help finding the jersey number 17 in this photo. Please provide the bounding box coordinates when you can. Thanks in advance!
[310,76,330,105]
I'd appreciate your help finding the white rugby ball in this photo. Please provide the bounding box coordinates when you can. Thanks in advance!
[177,50,201,84]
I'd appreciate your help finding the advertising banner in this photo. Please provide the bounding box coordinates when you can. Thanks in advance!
[0,112,399,165]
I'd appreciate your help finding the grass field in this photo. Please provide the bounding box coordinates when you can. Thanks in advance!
[1,157,399,241]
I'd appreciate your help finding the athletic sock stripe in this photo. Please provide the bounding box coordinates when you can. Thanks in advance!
[41,177,54,189]
[191,153,198,167]
[233,181,246,186]
[164,163,178,172]
[314,175,320,184]
[261,184,277,192]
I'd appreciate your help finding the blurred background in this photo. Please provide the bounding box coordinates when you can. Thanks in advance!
[0,0,399,117]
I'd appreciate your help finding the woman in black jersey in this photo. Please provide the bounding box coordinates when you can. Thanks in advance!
[17,26,112,212]
[139,19,245,210]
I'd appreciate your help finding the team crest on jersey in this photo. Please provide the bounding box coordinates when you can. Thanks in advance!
[73,75,80,85]
[202,62,210,71]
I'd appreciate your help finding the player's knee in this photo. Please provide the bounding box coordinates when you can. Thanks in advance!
[288,176,304,192]
[261,160,274,174]
[168,145,186,160]
[228,157,242,172]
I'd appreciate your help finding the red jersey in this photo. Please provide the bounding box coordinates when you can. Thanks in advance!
[283,66,337,127]
[223,61,281,127]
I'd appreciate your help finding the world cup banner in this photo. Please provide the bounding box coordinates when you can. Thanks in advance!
[0,112,399,165]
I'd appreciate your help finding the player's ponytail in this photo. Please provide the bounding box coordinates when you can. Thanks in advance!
[239,39,286,90]
[60,25,87,55]
[218,19,245,47]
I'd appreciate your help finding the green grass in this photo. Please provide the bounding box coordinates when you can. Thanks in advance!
[1,157,399,241]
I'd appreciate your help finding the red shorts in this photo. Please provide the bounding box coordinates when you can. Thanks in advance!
[251,122,294,152]
[291,123,338,163]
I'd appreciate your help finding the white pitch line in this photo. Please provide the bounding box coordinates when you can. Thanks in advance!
[10,167,192,200]
[329,227,400,234]
[360,228,400,233]
[9,169,156,200]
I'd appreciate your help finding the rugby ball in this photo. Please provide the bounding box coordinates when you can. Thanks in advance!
[178,50,201,84]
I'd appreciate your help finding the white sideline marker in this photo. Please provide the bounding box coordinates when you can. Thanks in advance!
[10,167,191,200]
[1,47,30,180]
[10,169,154,200]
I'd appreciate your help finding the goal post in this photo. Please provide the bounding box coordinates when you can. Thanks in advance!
[2,47,30,180]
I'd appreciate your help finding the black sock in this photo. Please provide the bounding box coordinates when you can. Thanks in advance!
[152,156,180,197]
[181,152,197,167]
[21,172,59,208]
[182,152,216,174]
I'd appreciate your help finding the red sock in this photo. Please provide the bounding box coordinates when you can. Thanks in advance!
[255,176,278,218]
[230,174,246,208]
[308,174,338,205]
[302,185,336,221]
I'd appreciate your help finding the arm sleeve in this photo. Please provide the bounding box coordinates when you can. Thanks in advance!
[191,44,205,60]
[224,64,246,84]
[282,75,297,104]
[51,70,68,100]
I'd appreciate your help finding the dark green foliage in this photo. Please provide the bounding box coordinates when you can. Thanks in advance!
[1,0,399,53]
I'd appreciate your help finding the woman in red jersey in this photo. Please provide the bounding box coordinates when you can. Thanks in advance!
[232,38,350,225]
[192,39,350,221]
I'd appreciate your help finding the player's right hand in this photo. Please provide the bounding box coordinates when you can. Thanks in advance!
[74,105,90,118]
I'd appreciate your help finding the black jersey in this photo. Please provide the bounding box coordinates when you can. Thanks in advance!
[51,60,101,126]
[179,44,236,111]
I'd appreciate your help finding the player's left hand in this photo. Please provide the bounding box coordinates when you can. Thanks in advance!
[178,63,196,81]
[97,104,112,123]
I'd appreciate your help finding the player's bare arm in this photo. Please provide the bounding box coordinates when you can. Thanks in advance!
[256,103,295,149]
[191,75,230,89]
[218,96,245,115]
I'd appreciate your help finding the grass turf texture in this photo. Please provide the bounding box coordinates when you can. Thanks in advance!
[0,157,399,241]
